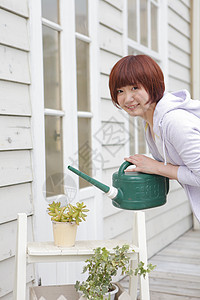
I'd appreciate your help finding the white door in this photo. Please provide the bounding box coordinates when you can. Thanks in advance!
[29,0,103,284]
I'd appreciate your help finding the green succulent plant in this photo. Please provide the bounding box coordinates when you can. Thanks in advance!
[48,201,89,225]
[75,245,156,300]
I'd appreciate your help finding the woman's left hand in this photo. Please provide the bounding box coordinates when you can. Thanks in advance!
[124,155,159,174]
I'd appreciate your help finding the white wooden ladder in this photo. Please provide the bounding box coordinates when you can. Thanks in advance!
[13,211,150,300]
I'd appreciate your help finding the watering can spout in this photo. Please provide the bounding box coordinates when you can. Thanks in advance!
[68,166,119,199]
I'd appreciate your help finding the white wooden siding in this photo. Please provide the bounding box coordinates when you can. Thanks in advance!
[0,8,29,50]
[100,74,112,99]
[102,0,123,11]
[168,0,191,93]
[0,116,32,150]
[0,150,32,187]
[102,145,125,169]
[168,0,191,21]
[0,46,30,83]
[100,50,121,76]
[168,26,190,54]
[101,99,125,122]
[169,59,190,83]
[0,258,34,298]
[99,25,123,56]
[0,0,28,18]
[0,81,31,116]
[168,43,190,68]
[0,183,33,224]
[168,76,191,91]
[0,216,33,261]
[99,0,123,33]
[104,210,134,240]
[0,2,34,299]
[168,8,190,37]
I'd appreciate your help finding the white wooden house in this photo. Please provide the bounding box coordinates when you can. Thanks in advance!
[0,0,200,298]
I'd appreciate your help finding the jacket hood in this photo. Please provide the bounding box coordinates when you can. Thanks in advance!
[152,89,200,165]
[153,89,200,136]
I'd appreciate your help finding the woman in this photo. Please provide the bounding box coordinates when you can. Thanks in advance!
[109,55,200,221]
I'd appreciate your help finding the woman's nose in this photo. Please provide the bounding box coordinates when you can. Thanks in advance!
[125,92,134,102]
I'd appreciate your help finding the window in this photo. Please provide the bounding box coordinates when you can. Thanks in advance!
[42,0,93,201]
[128,0,159,53]
[75,0,93,189]
[42,0,63,198]
[127,0,161,155]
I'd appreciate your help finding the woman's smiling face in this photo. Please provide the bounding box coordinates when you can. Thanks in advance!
[116,85,154,119]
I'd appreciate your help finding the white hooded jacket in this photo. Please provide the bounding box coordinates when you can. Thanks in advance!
[144,90,200,221]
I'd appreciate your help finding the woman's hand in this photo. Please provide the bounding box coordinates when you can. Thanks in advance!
[124,155,159,174]
[124,154,179,180]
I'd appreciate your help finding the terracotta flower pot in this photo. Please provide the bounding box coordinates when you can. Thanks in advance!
[52,221,78,247]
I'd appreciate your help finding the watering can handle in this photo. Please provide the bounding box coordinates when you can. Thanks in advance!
[118,161,134,176]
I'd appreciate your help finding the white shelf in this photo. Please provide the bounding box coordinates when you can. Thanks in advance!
[14,212,150,300]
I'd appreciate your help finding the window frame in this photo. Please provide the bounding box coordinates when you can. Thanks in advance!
[40,0,100,203]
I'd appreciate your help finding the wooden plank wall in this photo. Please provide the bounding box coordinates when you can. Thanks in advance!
[101,0,193,259]
[0,1,34,299]
[168,0,191,92]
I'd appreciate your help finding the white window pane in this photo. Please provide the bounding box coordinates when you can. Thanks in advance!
[42,0,59,24]
[128,0,137,40]
[45,116,64,197]
[140,0,148,47]
[76,39,90,111]
[151,3,158,51]
[75,0,88,36]
[43,26,61,110]
[78,118,92,189]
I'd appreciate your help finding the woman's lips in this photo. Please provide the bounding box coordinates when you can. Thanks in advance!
[125,104,139,110]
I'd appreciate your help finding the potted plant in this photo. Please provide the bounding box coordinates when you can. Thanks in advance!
[75,244,155,300]
[48,201,89,247]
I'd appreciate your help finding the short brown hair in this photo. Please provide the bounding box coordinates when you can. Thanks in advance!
[109,55,165,107]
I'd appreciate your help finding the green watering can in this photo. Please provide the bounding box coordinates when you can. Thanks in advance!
[68,161,169,210]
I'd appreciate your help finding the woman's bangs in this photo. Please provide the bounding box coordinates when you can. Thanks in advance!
[115,65,137,89]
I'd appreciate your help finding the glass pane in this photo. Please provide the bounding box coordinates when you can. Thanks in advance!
[138,118,146,153]
[78,118,91,188]
[75,0,88,36]
[43,26,61,110]
[140,0,148,47]
[45,116,64,197]
[42,0,59,24]
[151,3,158,51]
[128,0,137,40]
[76,39,90,111]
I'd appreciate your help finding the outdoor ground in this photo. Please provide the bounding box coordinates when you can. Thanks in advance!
[120,229,200,299]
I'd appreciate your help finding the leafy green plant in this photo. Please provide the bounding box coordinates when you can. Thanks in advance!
[75,245,156,300]
[48,201,89,225]
[134,261,155,278]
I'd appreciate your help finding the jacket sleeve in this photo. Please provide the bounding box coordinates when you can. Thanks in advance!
[163,110,200,187]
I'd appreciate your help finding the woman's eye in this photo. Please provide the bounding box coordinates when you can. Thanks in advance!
[132,86,138,90]
[117,89,123,94]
